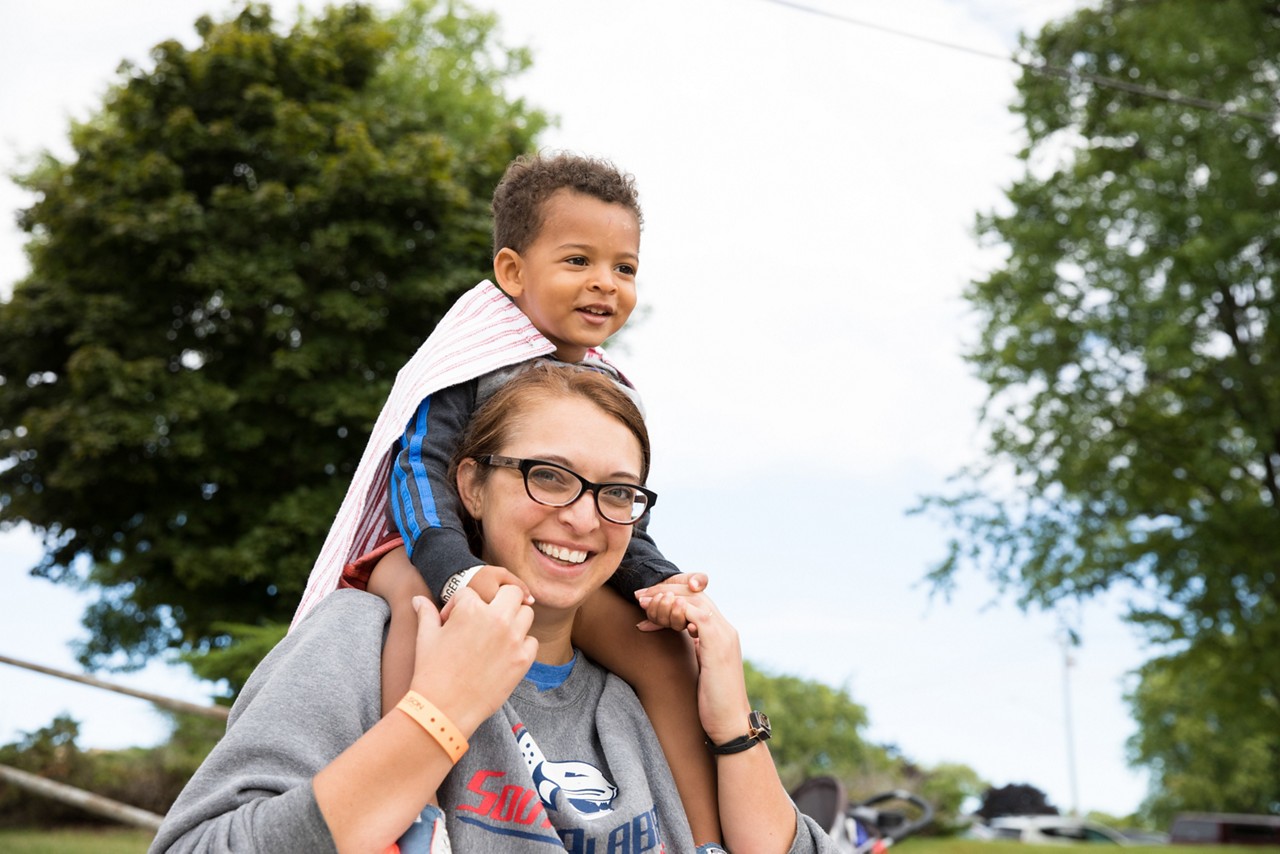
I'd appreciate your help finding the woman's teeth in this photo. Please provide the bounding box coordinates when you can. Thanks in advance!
[536,542,587,564]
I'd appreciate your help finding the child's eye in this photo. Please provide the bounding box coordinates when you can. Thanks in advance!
[615,263,636,276]
[565,256,588,266]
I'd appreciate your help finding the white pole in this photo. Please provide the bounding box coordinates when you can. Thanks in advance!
[0,653,228,720]
[0,763,165,830]
[1060,632,1080,817]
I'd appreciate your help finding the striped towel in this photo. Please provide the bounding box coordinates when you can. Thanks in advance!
[290,279,612,627]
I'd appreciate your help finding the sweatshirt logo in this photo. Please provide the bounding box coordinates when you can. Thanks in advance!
[514,723,618,818]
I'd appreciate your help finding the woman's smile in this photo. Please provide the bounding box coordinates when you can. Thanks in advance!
[534,540,590,565]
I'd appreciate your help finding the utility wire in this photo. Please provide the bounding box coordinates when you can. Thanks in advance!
[759,0,1280,126]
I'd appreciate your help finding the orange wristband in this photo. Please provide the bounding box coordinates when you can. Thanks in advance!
[396,690,469,763]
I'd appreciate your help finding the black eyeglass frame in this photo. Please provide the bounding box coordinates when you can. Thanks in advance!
[476,454,657,525]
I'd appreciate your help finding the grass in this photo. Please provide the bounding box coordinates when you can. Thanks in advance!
[3,827,1279,853]
[0,827,155,853]
[904,841,1280,854]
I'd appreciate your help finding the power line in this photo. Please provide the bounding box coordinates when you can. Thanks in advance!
[757,0,1279,126]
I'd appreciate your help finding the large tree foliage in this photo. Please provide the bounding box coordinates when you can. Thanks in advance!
[0,0,545,672]
[1126,641,1280,823]
[743,662,979,833]
[744,661,887,791]
[919,0,1279,813]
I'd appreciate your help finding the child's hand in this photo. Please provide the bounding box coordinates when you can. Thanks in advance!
[439,564,534,620]
[633,573,710,632]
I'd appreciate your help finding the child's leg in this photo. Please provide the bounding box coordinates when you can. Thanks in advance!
[574,586,723,846]
[367,547,435,717]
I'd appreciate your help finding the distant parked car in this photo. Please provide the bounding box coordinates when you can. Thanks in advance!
[1170,813,1280,846]
[1118,829,1169,845]
[985,815,1129,845]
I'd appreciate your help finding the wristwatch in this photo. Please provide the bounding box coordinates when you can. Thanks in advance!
[707,710,771,755]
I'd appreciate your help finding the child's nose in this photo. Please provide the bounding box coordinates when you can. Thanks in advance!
[590,271,618,293]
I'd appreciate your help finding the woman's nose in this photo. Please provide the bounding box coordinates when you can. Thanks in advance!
[558,490,601,529]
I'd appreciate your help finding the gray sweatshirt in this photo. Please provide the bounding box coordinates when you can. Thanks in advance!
[150,590,837,853]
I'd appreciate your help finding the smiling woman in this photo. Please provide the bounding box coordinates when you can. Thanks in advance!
[149,363,839,854]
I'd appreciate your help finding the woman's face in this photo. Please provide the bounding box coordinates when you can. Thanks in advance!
[457,393,643,615]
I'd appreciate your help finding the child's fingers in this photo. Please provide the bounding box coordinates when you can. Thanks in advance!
[634,572,710,601]
[637,591,692,631]
[485,566,534,603]
[472,565,534,605]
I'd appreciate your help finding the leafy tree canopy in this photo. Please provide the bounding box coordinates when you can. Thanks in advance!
[743,662,979,833]
[0,0,546,673]
[1127,639,1280,823]
[917,0,1280,815]
[745,661,886,791]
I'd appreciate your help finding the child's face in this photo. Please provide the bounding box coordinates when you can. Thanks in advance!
[496,189,639,362]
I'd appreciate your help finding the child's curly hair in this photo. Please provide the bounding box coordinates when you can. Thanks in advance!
[491,152,642,256]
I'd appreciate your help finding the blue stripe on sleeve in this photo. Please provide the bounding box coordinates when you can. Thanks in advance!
[392,398,443,556]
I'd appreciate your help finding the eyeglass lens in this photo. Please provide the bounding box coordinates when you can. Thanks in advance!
[525,463,647,523]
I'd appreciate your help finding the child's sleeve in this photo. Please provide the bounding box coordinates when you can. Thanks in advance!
[609,513,680,595]
[387,380,485,601]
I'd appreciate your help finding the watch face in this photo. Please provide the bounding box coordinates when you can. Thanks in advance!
[749,710,772,740]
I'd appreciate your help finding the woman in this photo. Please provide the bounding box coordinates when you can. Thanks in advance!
[151,364,835,854]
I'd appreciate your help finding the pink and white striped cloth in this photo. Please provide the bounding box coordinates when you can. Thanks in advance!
[290,279,608,628]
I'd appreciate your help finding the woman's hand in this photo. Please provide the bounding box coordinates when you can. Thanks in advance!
[682,595,802,854]
[440,565,534,619]
[409,585,537,735]
[662,592,752,746]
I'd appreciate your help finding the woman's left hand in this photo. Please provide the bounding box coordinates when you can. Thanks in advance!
[677,593,754,746]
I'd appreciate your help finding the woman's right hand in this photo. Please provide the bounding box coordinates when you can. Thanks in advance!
[439,564,534,619]
[409,585,537,735]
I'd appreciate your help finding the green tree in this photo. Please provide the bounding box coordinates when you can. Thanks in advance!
[917,762,986,835]
[0,0,545,677]
[744,661,893,791]
[0,712,224,825]
[916,0,1280,814]
[1127,642,1280,824]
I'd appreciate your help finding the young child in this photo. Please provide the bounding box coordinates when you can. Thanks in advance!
[292,152,723,848]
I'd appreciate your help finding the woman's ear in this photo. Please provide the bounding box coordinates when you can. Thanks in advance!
[456,458,484,518]
[493,247,525,298]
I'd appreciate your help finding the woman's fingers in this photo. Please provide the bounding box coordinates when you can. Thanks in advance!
[441,566,534,621]
[411,594,443,636]
[411,585,536,732]
[680,598,752,741]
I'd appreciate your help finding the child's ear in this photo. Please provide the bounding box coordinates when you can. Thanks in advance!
[456,458,484,518]
[493,247,525,299]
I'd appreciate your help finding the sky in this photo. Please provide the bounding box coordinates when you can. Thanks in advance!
[0,0,1159,819]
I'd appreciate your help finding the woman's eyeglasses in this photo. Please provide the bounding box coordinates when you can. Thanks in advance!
[476,455,657,525]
